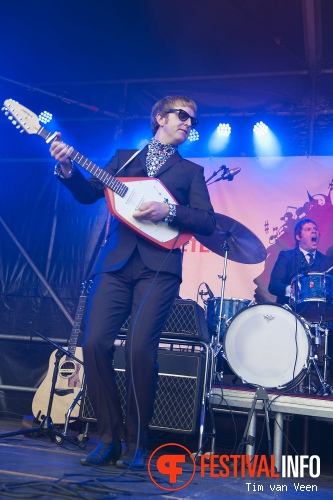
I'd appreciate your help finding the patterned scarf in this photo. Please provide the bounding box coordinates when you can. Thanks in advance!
[146,138,177,177]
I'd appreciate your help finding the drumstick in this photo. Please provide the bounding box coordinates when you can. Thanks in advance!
[325,265,333,274]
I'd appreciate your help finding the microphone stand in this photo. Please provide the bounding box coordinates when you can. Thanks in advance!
[205,165,227,184]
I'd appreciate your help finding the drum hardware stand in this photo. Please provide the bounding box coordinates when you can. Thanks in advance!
[236,386,273,459]
[0,332,85,448]
[304,325,333,396]
[211,237,230,383]
[321,327,331,387]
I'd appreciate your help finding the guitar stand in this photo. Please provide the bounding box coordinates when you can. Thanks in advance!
[0,335,85,449]
[236,386,273,459]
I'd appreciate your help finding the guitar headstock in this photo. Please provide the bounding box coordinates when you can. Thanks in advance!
[80,278,94,296]
[2,99,40,135]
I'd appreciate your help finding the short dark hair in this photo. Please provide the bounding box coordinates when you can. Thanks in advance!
[294,218,317,242]
[150,95,197,135]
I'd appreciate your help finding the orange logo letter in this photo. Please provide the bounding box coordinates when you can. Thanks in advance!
[156,455,186,484]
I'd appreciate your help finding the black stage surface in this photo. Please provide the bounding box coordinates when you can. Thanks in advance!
[0,416,332,500]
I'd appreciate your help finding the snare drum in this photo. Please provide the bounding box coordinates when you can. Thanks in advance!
[223,303,310,389]
[291,272,333,322]
[206,297,251,336]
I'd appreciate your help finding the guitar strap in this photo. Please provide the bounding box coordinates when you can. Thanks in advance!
[115,149,142,175]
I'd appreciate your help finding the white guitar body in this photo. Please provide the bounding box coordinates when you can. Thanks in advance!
[105,177,184,245]
[32,348,84,425]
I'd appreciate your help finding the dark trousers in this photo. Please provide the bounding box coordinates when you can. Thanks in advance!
[83,248,180,449]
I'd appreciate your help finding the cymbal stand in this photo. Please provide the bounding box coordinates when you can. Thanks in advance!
[213,237,231,383]
[215,236,231,347]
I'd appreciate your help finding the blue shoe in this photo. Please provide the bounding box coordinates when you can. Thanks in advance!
[81,441,122,466]
[116,448,147,469]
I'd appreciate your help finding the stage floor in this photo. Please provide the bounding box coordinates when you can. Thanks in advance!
[0,417,332,499]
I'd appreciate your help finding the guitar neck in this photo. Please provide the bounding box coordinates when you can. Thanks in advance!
[66,294,85,359]
[38,127,128,197]
[66,279,93,358]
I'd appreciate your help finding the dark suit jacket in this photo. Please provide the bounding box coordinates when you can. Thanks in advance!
[268,247,333,304]
[59,146,216,279]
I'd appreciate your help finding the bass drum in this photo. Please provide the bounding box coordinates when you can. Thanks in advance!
[223,303,310,389]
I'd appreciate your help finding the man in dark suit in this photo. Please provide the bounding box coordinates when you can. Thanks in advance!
[269,218,333,386]
[269,218,333,304]
[50,96,216,469]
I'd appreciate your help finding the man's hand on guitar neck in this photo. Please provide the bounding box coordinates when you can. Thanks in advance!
[50,132,74,178]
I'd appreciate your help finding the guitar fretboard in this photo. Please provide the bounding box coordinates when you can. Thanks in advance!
[38,127,128,197]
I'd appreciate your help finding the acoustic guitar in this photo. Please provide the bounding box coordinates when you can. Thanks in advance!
[32,280,92,424]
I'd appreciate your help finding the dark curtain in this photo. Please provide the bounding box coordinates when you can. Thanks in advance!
[0,160,108,417]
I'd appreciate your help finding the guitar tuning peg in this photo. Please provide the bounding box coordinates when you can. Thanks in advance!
[8,116,13,120]
[16,125,20,129]
[12,120,17,125]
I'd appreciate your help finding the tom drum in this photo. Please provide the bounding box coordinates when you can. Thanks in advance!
[206,297,252,336]
[290,272,333,322]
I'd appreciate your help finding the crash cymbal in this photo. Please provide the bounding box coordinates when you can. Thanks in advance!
[194,213,267,264]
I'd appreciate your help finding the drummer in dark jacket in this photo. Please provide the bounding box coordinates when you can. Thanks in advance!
[268,218,333,304]
[269,218,333,382]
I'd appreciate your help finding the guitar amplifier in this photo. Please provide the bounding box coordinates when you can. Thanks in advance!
[79,343,206,433]
[120,299,210,342]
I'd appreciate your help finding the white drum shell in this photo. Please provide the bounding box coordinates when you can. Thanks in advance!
[223,303,310,389]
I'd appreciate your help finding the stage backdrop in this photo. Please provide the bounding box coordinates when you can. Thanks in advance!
[181,156,333,307]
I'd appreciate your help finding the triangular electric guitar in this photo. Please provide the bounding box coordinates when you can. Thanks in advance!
[2,99,192,249]
[32,280,92,424]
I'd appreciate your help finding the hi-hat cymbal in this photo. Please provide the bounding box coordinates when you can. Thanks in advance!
[194,213,267,264]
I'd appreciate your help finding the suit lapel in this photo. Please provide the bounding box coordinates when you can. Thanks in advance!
[116,147,147,177]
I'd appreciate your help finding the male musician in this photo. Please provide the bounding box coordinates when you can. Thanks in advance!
[269,218,333,383]
[50,96,216,469]
[268,218,333,304]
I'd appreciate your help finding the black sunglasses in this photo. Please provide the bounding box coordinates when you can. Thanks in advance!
[166,108,199,127]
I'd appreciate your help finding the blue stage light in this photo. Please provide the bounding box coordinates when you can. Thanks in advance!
[217,123,231,137]
[253,122,281,156]
[188,129,199,142]
[253,121,268,136]
[39,111,53,124]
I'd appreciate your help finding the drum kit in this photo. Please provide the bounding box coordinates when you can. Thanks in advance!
[195,213,333,396]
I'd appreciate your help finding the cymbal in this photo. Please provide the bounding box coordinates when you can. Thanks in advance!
[194,213,267,264]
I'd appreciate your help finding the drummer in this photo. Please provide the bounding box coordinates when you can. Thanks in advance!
[268,218,333,382]
[268,218,333,304]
